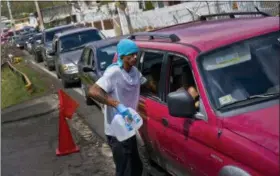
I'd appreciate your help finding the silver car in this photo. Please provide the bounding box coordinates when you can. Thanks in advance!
[48,27,105,88]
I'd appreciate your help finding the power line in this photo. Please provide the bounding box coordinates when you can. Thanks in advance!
[6,0,16,36]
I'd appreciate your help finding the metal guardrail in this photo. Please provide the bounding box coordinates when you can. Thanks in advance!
[2,60,34,94]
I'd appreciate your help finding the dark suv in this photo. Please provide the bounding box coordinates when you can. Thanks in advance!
[119,12,279,176]
[78,35,128,106]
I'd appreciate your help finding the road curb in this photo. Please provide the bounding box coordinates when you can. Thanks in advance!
[2,93,59,124]
[2,108,58,124]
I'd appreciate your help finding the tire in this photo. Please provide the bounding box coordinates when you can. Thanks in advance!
[48,66,54,71]
[34,52,42,63]
[62,79,69,88]
[47,63,54,71]
[56,70,61,79]
[77,80,81,87]
[34,53,40,63]
[86,97,95,105]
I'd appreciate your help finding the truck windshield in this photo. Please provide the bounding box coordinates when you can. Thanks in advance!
[60,30,104,53]
[198,31,280,110]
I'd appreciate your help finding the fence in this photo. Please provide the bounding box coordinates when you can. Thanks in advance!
[78,1,279,37]
[257,1,280,16]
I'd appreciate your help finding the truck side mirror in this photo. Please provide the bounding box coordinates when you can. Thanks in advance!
[167,90,196,118]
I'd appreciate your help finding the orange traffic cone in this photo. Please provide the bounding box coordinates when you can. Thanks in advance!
[56,89,80,156]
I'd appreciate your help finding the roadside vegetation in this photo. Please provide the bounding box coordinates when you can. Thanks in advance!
[1,45,48,109]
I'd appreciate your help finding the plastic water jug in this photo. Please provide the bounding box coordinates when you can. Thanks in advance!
[111,108,143,142]
[131,111,143,131]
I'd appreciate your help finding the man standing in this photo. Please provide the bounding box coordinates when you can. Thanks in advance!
[88,39,146,176]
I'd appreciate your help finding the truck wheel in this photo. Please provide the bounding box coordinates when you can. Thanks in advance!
[86,97,95,105]
[34,53,41,63]
[47,63,54,71]
[56,71,61,79]
[62,79,69,88]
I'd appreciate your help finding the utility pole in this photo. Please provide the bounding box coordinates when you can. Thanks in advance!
[34,0,44,30]
[6,0,16,36]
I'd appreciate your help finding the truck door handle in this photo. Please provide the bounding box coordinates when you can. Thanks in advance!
[162,118,168,127]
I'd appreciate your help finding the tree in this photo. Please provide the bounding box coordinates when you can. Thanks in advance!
[1,1,66,20]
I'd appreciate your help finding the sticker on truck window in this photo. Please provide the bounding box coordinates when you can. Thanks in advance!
[203,45,251,71]
[219,94,235,106]
[206,54,251,70]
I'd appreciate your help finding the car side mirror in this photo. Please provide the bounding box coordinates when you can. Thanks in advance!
[167,90,196,118]
[83,66,95,72]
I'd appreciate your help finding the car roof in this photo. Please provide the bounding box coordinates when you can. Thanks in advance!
[85,35,129,49]
[141,17,280,52]
[55,27,97,38]
[44,24,75,33]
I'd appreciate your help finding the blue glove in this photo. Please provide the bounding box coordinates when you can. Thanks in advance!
[116,104,133,120]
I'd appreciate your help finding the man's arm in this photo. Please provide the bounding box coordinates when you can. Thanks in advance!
[88,84,120,108]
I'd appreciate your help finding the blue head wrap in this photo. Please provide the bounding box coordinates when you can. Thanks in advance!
[108,39,139,69]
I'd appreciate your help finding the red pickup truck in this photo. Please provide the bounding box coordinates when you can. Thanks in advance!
[114,12,279,176]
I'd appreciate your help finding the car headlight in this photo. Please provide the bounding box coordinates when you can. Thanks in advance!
[62,64,78,73]
[16,44,20,47]
[46,49,51,55]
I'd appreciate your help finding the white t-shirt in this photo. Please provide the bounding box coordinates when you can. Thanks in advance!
[96,65,146,136]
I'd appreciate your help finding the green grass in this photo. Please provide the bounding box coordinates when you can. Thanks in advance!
[1,62,47,109]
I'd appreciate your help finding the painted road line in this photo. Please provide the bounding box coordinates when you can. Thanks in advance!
[30,60,56,78]
[73,88,84,95]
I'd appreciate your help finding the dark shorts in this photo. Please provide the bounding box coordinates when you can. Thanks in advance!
[106,135,143,176]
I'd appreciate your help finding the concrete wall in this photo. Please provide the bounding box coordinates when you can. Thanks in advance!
[127,2,216,30]
[41,4,75,23]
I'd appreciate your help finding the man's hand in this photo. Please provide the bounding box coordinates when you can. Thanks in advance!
[116,104,133,121]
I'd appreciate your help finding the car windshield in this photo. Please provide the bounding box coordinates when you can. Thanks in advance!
[60,30,105,53]
[45,26,74,42]
[96,44,117,70]
[198,31,280,110]
[33,34,42,40]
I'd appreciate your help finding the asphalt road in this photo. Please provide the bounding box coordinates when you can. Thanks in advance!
[23,51,106,140]
[2,110,115,176]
